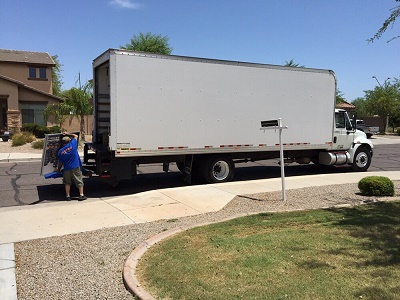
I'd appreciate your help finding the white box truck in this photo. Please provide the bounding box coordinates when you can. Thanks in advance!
[83,49,373,185]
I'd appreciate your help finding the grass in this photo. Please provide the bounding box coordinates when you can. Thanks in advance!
[31,139,44,149]
[137,201,400,300]
[11,131,36,147]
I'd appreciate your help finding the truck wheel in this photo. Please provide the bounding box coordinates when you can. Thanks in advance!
[366,133,372,139]
[203,155,235,183]
[351,146,371,172]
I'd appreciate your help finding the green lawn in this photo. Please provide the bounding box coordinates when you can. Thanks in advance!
[137,201,400,300]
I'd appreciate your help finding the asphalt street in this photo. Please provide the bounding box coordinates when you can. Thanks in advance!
[1,143,399,208]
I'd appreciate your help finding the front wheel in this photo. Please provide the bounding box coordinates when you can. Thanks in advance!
[351,146,371,172]
[202,155,235,183]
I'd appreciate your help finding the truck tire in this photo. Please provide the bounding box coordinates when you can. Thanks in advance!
[203,155,235,183]
[351,146,371,172]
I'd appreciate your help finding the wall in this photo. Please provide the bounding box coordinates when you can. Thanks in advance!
[363,116,386,132]
[0,78,19,112]
[0,62,53,94]
[61,115,94,136]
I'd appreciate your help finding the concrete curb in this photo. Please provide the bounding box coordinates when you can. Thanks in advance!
[122,212,264,299]
[0,157,42,163]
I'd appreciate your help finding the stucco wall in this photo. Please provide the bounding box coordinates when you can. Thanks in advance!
[61,115,93,135]
[0,62,53,94]
[0,78,19,110]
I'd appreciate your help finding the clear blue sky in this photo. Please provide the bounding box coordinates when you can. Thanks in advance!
[1,0,399,101]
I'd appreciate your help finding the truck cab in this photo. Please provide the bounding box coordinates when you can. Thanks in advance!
[330,109,373,171]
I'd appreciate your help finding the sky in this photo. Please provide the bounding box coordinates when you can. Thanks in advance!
[1,0,399,101]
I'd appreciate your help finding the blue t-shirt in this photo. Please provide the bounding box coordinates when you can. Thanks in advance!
[58,138,81,171]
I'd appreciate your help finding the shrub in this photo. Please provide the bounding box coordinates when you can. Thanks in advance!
[11,134,26,146]
[11,132,36,147]
[35,125,50,138]
[32,139,44,149]
[21,123,52,138]
[397,127,400,136]
[21,123,37,134]
[358,176,395,197]
[49,125,61,134]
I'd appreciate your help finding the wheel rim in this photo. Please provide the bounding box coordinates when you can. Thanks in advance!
[212,161,230,181]
[355,152,368,168]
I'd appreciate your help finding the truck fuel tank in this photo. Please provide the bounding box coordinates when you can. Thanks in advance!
[319,151,350,165]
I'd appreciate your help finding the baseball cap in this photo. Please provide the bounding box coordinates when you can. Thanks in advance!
[62,136,71,143]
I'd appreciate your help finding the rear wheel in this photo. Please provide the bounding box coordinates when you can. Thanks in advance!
[203,155,235,183]
[351,146,371,172]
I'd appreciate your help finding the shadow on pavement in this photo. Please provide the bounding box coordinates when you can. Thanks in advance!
[35,164,353,205]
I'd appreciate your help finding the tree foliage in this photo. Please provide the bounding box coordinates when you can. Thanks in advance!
[284,59,304,68]
[121,32,172,54]
[351,97,369,119]
[51,55,63,96]
[364,78,400,132]
[62,78,93,140]
[336,89,346,104]
[43,102,73,129]
[368,0,400,43]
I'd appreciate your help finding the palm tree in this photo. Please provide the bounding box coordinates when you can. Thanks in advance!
[63,79,93,141]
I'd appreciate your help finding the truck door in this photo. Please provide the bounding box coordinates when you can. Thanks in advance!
[333,111,354,150]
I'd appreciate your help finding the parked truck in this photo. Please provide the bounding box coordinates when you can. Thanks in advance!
[82,49,373,186]
[352,119,380,138]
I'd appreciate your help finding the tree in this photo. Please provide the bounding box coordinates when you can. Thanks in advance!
[63,78,93,140]
[368,0,400,43]
[351,97,369,119]
[121,32,172,54]
[43,102,73,129]
[51,55,63,96]
[284,59,304,68]
[336,89,346,104]
[364,78,400,132]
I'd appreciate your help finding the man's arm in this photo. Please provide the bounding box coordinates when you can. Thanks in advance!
[63,132,78,140]
[56,161,63,172]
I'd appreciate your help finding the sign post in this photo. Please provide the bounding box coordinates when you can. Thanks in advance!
[260,118,288,202]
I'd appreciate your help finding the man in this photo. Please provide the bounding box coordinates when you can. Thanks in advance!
[56,132,87,201]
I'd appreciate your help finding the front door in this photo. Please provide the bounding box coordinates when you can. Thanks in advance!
[333,111,354,150]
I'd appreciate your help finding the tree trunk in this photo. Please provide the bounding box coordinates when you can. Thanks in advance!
[80,115,85,141]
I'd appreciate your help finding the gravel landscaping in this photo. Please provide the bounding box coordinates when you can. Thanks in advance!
[14,181,400,299]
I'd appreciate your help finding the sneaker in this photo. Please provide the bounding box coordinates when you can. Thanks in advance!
[78,195,87,201]
[65,196,71,201]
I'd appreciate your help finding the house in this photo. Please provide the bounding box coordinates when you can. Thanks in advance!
[336,100,355,112]
[0,49,63,132]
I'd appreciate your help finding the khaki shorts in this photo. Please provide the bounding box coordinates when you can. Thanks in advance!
[63,167,84,187]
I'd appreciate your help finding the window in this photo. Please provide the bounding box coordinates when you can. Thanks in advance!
[29,67,36,78]
[21,109,34,124]
[28,67,47,79]
[20,103,46,126]
[39,67,46,79]
[335,112,353,130]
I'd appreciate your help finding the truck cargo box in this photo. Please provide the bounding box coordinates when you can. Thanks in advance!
[93,49,336,157]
